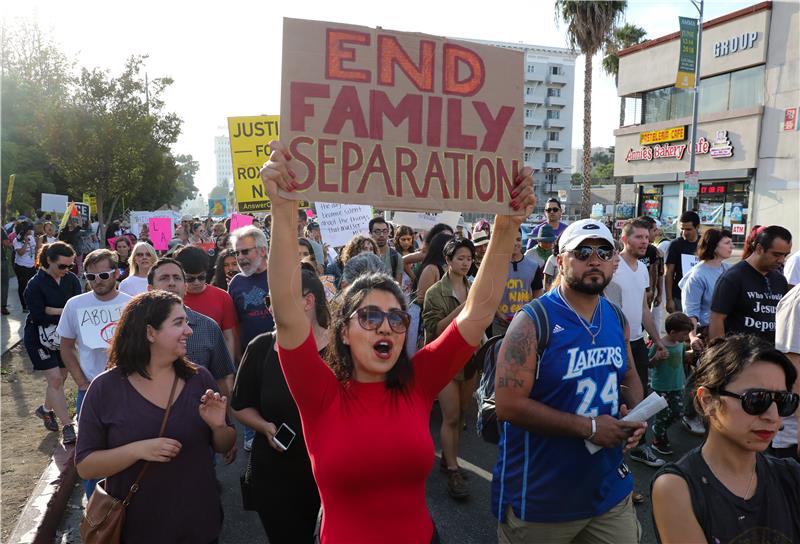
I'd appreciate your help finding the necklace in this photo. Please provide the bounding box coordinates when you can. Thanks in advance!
[703,452,757,501]
[558,287,602,345]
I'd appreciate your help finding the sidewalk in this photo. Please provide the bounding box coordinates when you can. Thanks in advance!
[2,276,25,354]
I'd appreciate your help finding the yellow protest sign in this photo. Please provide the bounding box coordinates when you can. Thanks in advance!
[228,115,281,212]
[82,193,97,216]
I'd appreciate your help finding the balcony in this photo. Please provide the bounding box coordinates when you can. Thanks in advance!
[544,118,565,129]
[524,94,544,105]
[524,117,544,128]
[545,96,567,107]
[543,140,565,150]
[543,161,563,170]
[525,69,545,82]
[547,73,567,86]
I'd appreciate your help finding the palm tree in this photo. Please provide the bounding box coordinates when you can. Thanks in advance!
[556,0,627,218]
[602,23,647,128]
[602,23,647,212]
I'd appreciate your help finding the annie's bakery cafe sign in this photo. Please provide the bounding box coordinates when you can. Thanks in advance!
[625,129,734,162]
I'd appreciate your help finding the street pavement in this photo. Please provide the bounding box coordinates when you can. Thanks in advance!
[2,277,25,355]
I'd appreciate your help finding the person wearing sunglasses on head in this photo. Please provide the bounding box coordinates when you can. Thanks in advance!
[261,140,535,544]
[58,249,132,497]
[652,335,800,543]
[23,242,83,445]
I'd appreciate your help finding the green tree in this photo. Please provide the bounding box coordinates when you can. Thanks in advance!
[1,23,73,216]
[556,0,626,218]
[591,162,614,180]
[42,55,183,240]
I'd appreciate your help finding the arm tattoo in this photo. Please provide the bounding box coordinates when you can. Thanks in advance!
[496,317,536,389]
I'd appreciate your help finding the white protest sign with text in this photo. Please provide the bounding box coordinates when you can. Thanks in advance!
[316,202,373,247]
[79,302,127,350]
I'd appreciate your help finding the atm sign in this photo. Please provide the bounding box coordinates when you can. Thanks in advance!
[639,126,687,145]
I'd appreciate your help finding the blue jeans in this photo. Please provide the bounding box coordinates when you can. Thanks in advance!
[76,389,99,499]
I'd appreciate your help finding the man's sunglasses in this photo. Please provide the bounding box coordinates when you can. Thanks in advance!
[717,389,799,417]
[349,306,411,334]
[84,271,115,281]
[56,263,73,270]
[567,245,615,262]
[185,273,206,284]
[545,208,561,213]
[235,247,258,257]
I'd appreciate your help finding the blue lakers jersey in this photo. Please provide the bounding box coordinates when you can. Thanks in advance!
[491,289,633,522]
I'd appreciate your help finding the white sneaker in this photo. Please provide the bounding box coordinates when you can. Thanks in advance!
[243,437,254,452]
[682,416,705,436]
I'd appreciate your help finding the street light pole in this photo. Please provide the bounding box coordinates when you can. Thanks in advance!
[686,0,704,212]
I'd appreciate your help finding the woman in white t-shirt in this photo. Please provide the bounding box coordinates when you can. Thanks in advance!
[119,241,157,296]
[13,222,37,311]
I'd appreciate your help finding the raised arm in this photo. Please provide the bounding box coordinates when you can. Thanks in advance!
[454,168,535,345]
[260,141,311,350]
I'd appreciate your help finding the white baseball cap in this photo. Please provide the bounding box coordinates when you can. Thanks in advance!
[559,219,614,251]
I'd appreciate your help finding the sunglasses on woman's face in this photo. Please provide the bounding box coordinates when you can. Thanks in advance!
[84,271,115,281]
[56,263,72,270]
[717,389,800,417]
[349,306,411,334]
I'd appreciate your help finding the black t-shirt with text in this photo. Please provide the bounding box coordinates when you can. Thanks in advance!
[710,260,788,343]
[666,237,698,299]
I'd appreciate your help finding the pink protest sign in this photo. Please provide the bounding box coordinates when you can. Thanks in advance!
[107,236,118,249]
[148,217,173,251]
[230,213,254,232]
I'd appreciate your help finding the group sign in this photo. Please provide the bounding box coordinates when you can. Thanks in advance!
[280,19,524,214]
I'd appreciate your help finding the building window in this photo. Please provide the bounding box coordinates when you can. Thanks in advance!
[525,130,532,139]
[551,66,561,75]
[643,87,671,124]
[547,110,560,119]
[524,151,531,161]
[698,73,730,115]
[527,64,535,73]
[729,65,764,110]
[546,153,559,162]
[525,109,532,118]
[547,173,557,183]
[526,86,533,95]
[547,88,561,97]
[549,132,559,141]
[669,87,693,120]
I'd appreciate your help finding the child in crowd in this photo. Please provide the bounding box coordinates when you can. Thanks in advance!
[649,312,695,455]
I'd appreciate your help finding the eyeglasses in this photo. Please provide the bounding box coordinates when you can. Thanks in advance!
[545,208,561,213]
[371,229,390,235]
[566,245,615,262]
[57,264,72,270]
[185,273,206,284]
[235,247,258,257]
[84,271,115,281]
[348,306,411,334]
[134,252,150,258]
[716,389,799,417]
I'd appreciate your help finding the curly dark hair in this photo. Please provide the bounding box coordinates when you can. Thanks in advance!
[211,248,237,289]
[393,225,415,255]
[340,235,377,266]
[326,273,413,390]
[107,290,197,380]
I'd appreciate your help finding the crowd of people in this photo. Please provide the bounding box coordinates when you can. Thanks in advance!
[1,147,799,542]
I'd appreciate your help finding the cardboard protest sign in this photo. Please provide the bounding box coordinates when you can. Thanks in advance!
[229,115,281,212]
[316,202,372,247]
[79,302,127,349]
[41,193,69,213]
[280,18,524,214]
[230,213,254,232]
[148,217,173,251]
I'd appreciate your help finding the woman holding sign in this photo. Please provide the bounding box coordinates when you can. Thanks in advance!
[261,140,534,543]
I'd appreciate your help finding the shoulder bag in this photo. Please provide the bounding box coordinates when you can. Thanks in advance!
[80,374,180,543]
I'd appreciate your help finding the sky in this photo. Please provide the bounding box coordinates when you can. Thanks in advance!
[4,0,756,198]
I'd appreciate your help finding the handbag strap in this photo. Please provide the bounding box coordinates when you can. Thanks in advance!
[122,373,180,506]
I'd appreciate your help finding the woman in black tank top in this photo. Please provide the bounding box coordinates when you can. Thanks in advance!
[651,335,800,544]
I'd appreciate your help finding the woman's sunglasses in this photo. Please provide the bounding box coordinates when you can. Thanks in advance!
[56,264,72,270]
[349,306,411,334]
[717,388,800,417]
[567,245,615,262]
[84,271,115,281]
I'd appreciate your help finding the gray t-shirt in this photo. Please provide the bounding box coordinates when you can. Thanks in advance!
[57,291,132,381]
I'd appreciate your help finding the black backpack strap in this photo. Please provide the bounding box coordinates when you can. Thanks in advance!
[520,298,550,355]
[604,300,628,331]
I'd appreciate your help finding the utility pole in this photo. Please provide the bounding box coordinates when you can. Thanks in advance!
[686,0,704,212]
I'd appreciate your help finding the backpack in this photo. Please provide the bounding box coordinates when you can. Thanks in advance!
[475,297,626,444]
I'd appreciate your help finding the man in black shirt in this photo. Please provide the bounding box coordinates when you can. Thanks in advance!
[637,216,663,307]
[665,211,700,313]
[709,225,792,343]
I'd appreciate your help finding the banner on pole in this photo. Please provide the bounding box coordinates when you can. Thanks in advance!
[208,198,227,217]
[279,18,524,214]
[676,17,699,89]
[6,174,15,208]
[684,171,700,198]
